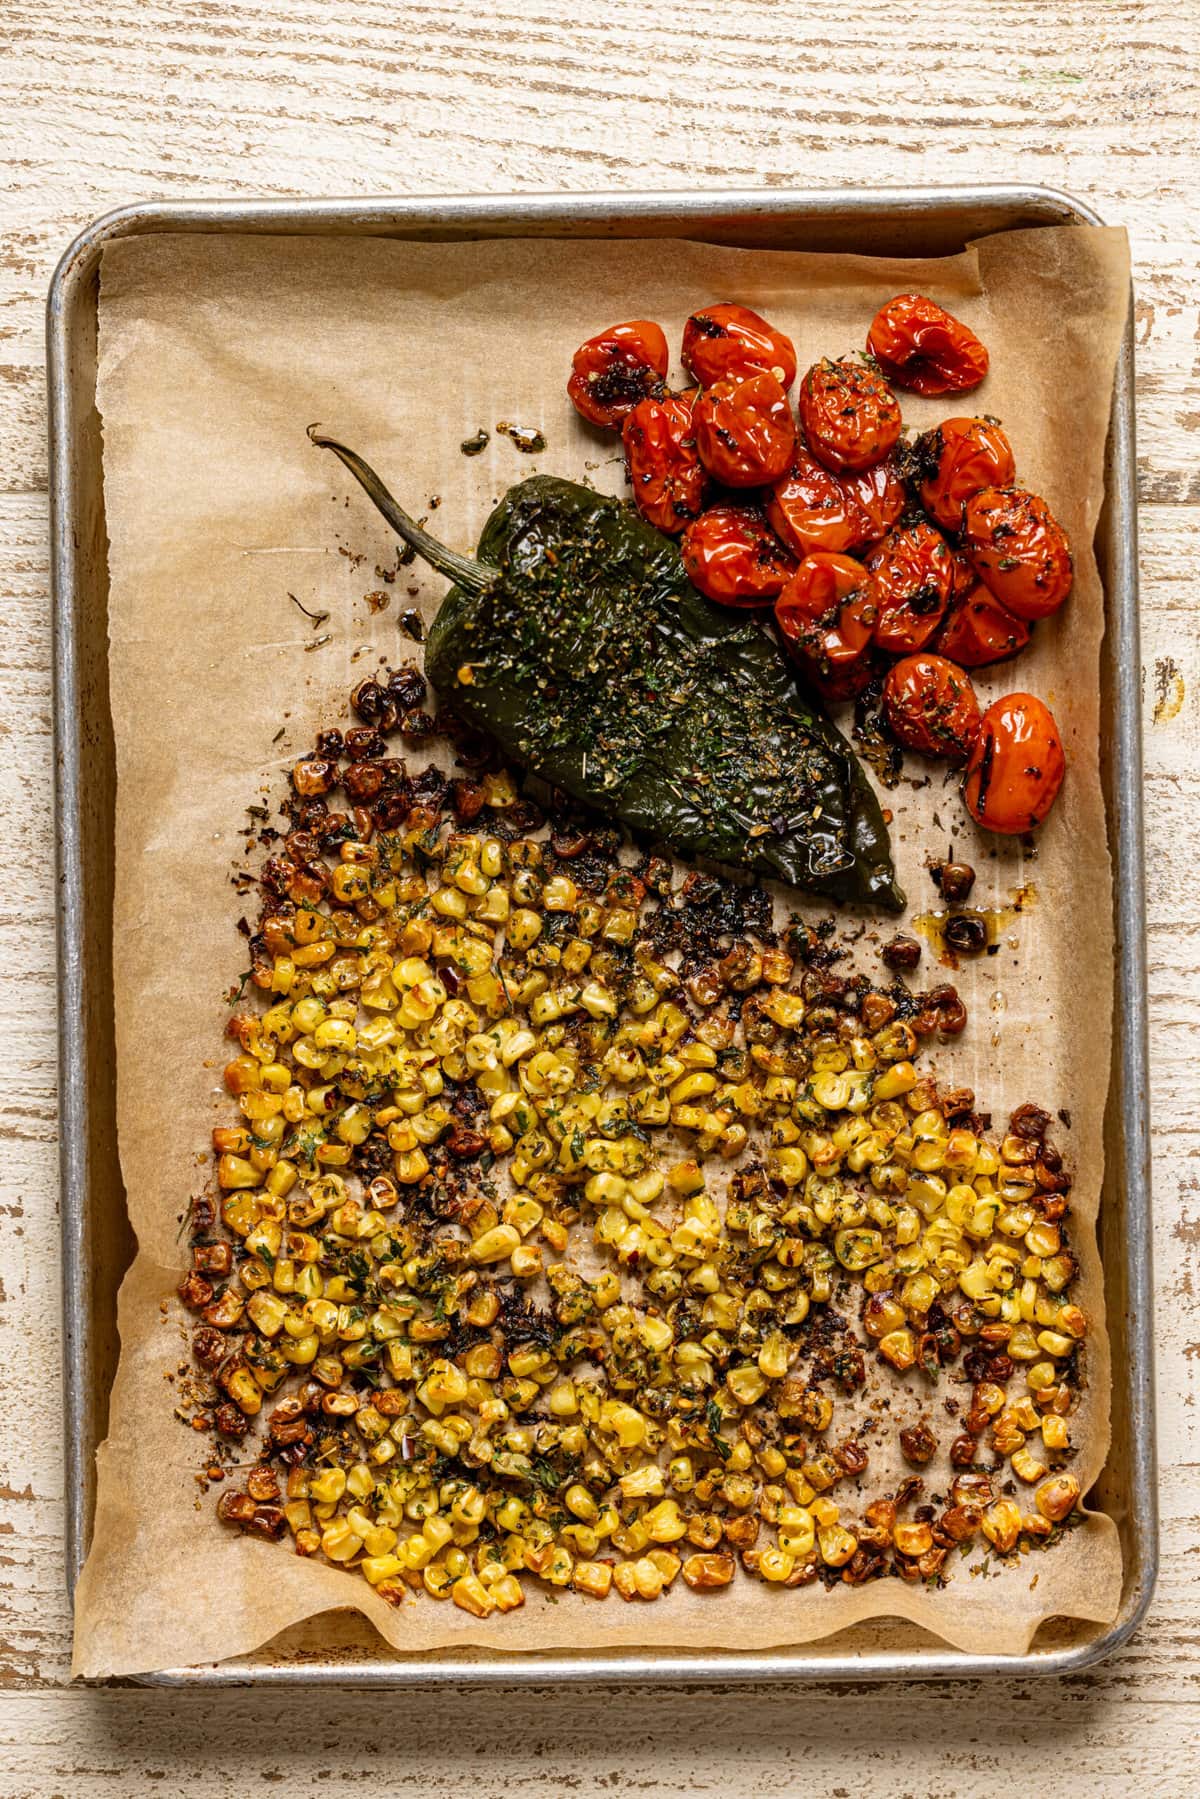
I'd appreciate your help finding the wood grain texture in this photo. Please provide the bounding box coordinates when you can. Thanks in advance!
[0,0,1197,1790]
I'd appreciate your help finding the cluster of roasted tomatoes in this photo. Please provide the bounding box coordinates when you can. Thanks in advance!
[567,298,1070,836]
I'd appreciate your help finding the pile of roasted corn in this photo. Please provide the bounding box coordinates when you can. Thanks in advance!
[181,678,1087,1618]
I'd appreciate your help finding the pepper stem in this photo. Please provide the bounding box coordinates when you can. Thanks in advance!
[308,428,494,595]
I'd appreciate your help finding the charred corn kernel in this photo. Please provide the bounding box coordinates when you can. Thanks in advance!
[643,1500,686,1543]
[309,1467,347,1506]
[1036,1473,1080,1521]
[1041,1415,1070,1452]
[361,1553,404,1586]
[489,1574,525,1611]
[619,1464,665,1501]
[1011,1447,1048,1484]
[573,1560,612,1599]
[321,1519,363,1562]
[893,1521,934,1558]
[982,1499,1022,1553]
[817,1524,857,1567]
[778,1507,816,1558]
[469,1224,521,1264]
[451,1573,495,1617]
[422,1564,454,1600]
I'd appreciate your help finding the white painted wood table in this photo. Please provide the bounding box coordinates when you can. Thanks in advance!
[1,3,1197,1792]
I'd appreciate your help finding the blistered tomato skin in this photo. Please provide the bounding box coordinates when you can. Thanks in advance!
[681,506,795,606]
[775,553,877,670]
[843,459,908,551]
[798,358,902,473]
[567,320,670,429]
[867,294,990,397]
[865,519,957,654]
[766,449,862,558]
[937,583,1031,667]
[882,654,981,762]
[915,417,1017,530]
[962,486,1074,620]
[694,373,797,487]
[622,392,705,535]
[800,652,880,705]
[682,302,798,389]
[963,693,1066,833]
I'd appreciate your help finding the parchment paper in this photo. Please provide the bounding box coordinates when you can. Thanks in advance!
[72,224,1130,1677]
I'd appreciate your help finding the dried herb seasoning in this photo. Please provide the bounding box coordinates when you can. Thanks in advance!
[313,434,902,911]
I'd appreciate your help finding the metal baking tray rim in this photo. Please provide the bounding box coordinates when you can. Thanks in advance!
[49,184,1157,1685]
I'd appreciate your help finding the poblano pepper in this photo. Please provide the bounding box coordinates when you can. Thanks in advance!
[313,434,903,911]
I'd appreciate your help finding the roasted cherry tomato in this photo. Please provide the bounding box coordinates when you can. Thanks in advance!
[694,372,797,488]
[948,543,976,599]
[682,301,797,389]
[963,693,1066,833]
[622,391,705,535]
[865,519,957,654]
[681,505,794,606]
[882,653,981,762]
[775,553,877,672]
[799,651,881,705]
[844,458,908,551]
[867,294,989,396]
[567,320,669,429]
[767,450,908,560]
[915,416,1016,531]
[766,448,863,557]
[798,358,902,474]
[962,486,1073,620]
[936,583,1031,668]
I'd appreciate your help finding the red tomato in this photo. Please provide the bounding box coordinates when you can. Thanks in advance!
[843,459,908,551]
[766,448,862,557]
[948,544,976,599]
[799,652,880,704]
[882,654,981,762]
[962,487,1073,620]
[681,506,795,606]
[567,320,669,429]
[867,295,989,396]
[798,358,902,473]
[864,520,957,654]
[768,452,908,560]
[694,372,797,487]
[682,302,797,389]
[622,392,705,535]
[963,693,1066,833]
[775,553,877,671]
[915,417,1016,530]
[937,584,1031,667]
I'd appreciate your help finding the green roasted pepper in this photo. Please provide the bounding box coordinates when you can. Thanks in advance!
[313,434,903,911]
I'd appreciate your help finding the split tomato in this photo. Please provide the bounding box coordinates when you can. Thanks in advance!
[962,486,1073,620]
[882,654,981,762]
[962,693,1066,833]
[622,392,705,535]
[915,416,1016,530]
[682,302,797,389]
[798,357,902,473]
[775,553,877,672]
[681,506,794,606]
[937,584,1031,668]
[865,520,957,654]
[567,320,669,429]
[867,294,989,396]
[694,372,797,487]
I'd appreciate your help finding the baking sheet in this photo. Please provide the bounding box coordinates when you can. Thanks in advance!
[72,224,1129,1677]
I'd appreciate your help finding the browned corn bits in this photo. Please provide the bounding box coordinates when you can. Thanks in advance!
[184,708,1087,1618]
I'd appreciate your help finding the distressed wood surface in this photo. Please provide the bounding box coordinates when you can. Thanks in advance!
[0,0,1197,1791]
